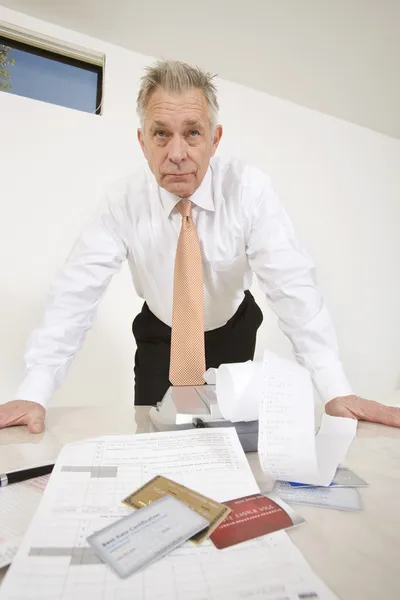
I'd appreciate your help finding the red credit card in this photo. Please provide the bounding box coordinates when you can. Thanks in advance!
[210,493,303,549]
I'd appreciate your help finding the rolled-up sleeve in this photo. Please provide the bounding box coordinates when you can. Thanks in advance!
[245,177,352,403]
[16,198,127,408]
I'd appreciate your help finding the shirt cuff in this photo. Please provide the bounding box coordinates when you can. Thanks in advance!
[15,370,56,409]
[312,364,353,404]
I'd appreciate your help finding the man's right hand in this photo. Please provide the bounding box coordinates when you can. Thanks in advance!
[0,400,46,433]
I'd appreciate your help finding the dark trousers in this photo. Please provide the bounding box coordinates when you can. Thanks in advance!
[132,291,263,406]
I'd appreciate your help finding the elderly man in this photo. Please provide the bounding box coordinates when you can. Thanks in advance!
[0,60,399,433]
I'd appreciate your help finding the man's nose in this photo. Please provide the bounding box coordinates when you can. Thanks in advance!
[168,135,187,164]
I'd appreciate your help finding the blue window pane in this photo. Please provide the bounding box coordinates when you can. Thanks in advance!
[3,46,100,114]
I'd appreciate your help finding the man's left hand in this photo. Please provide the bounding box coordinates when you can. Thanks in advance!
[325,395,400,428]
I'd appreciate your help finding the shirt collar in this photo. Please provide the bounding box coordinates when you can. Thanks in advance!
[158,166,214,217]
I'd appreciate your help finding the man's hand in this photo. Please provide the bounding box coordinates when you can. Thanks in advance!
[0,400,46,433]
[325,395,400,428]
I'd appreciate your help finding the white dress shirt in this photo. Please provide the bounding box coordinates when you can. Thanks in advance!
[16,155,352,408]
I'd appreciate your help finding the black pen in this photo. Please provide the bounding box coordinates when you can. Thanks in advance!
[0,464,54,487]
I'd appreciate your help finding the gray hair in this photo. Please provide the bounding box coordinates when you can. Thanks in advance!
[137,60,219,130]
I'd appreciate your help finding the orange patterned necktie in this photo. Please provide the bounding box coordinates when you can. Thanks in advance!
[169,199,206,386]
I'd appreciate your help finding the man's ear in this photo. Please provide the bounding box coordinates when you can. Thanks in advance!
[211,125,223,155]
[138,128,147,158]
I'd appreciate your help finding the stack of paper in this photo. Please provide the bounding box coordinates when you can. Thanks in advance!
[0,429,339,599]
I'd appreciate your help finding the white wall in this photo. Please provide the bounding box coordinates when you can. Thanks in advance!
[0,5,399,409]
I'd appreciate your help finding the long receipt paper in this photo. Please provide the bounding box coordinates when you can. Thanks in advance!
[0,429,338,599]
[216,350,357,486]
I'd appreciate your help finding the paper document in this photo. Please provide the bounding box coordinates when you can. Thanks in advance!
[0,475,49,569]
[0,429,338,599]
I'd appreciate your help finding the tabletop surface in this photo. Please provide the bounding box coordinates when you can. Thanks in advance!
[1,403,400,600]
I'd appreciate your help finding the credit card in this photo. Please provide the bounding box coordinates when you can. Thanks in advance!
[275,481,363,511]
[87,495,209,578]
[288,467,368,488]
[329,467,368,487]
[210,492,305,549]
[123,475,231,544]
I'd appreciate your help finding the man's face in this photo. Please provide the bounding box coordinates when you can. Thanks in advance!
[138,88,222,197]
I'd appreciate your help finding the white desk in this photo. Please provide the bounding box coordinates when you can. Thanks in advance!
[1,404,400,599]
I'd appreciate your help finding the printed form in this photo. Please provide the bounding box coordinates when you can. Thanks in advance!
[0,429,338,600]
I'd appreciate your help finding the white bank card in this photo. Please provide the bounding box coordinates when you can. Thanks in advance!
[87,495,209,578]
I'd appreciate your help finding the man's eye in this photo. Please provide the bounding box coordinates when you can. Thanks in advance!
[155,130,166,137]
[188,130,200,137]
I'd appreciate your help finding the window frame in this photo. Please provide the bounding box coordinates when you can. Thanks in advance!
[0,22,105,115]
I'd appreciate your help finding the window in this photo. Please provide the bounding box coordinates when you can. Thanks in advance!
[0,24,104,115]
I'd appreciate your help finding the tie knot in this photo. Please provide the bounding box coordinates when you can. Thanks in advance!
[177,199,192,218]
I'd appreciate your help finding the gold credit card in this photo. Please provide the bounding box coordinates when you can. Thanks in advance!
[122,475,231,544]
